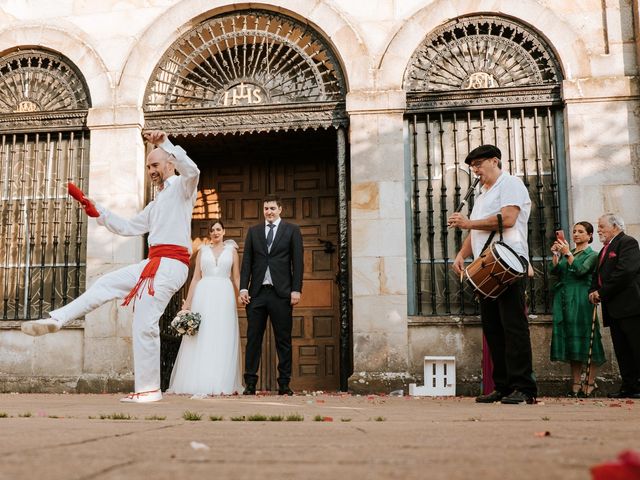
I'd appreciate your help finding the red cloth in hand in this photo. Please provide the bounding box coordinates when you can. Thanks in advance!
[67,182,99,217]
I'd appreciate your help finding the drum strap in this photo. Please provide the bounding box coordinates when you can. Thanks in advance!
[480,214,503,252]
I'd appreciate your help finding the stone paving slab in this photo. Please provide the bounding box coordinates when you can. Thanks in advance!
[0,393,638,480]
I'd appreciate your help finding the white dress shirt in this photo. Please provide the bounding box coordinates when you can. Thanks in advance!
[470,171,531,259]
[96,139,200,253]
[263,217,282,285]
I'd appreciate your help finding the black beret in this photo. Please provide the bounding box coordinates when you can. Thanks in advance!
[464,145,502,165]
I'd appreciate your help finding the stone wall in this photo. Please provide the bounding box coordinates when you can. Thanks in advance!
[0,0,638,394]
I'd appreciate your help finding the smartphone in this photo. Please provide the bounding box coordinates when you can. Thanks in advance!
[555,230,566,242]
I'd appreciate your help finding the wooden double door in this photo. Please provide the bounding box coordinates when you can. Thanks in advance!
[168,129,341,392]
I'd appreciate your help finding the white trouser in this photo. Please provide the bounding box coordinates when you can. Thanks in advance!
[50,258,189,393]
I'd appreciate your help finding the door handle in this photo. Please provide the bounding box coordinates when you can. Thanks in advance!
[318,239,335,254]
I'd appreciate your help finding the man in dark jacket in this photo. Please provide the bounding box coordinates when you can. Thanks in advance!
[589,213,640,398]
[239,194,304,395]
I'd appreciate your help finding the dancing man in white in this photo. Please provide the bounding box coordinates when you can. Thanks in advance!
[21,131,200,403]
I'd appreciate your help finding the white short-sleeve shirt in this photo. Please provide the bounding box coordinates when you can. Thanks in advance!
[470,172,531,259]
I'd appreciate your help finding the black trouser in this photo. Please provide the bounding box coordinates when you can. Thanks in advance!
[244,285,293,387]
[609,314,640,392]
[480,278,537,396]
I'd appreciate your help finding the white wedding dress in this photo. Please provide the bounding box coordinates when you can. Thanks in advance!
[168,241,244,395]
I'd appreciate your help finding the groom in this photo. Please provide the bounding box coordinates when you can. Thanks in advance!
[239,194,304,395]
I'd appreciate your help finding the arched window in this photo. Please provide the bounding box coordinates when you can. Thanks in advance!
[0,49,91,322]
[144,10,347,135]
[404,15,566,316]
[143,9,350,390]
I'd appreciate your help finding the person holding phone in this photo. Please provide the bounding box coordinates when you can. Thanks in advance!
[550,221,605,396]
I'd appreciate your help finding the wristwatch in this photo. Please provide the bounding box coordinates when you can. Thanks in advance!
[564,252,572,258]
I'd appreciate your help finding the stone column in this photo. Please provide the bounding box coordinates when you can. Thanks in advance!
[563,77,640,240]
[78,106,146,392]
[346,90,411,392]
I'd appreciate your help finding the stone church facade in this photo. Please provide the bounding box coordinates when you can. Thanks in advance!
[1,0,638,394]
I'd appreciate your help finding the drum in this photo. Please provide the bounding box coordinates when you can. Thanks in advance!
[464,242,526,299]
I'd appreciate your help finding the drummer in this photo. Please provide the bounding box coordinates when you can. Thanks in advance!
[448,144,538,405]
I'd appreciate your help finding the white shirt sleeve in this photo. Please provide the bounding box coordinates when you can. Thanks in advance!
[158,138,200,201]
[96,202,151,236]
[499,175,529,211]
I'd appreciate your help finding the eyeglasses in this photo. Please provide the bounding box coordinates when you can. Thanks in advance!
[469,157,494,168]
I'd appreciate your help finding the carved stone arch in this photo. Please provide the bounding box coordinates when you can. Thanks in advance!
[143,9,348,135]
[404,15,564,110]
[0,48,91,131]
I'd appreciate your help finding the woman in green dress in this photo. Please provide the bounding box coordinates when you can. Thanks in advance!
[550,221,605,397]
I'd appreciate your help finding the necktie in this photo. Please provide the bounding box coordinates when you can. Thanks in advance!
[266,223,275,249]
[598,241,610,287]
[599,241,610,265]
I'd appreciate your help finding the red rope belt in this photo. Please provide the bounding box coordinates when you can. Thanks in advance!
[122,244,190,307]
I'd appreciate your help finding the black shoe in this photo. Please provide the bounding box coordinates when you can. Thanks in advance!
[608,390,640,399]
[501,390,536,404]
[243,384,256,395]
[278,385,294,396]
[567,383,582,398]
[577,383,598,398]
[475,390,507,403]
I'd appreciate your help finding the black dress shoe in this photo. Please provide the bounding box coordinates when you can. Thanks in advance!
[501,390,536,405]
[278,385,294,396]
[475,390,507,403]
[243,384,256,395]
[608,390,640,399]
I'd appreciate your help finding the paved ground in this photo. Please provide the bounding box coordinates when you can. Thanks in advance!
[0,393,638,480]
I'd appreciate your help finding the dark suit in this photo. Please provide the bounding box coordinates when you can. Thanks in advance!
[590,232,640,392]
[240,220,303,387]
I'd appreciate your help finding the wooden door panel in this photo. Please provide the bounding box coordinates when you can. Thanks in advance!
[179,129,340,392]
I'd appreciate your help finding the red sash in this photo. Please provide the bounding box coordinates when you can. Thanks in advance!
[122,244,190,307]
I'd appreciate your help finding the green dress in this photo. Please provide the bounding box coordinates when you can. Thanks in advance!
[549,247,606,365]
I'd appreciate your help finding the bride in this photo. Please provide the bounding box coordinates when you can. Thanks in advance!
[168,219,244,395]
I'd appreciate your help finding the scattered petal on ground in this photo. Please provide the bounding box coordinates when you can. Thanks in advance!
[190,441,210,451]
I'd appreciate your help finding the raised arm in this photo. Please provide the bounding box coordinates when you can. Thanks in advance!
[144,130,200,201]
[159,138,199,200]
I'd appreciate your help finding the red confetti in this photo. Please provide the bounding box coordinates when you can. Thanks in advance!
[591,450,640,480]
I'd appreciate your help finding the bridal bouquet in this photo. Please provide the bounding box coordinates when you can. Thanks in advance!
[170,310,201,336]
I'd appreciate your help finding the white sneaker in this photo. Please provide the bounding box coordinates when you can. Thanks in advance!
[120,390,162,403]
[21,318,61,336]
